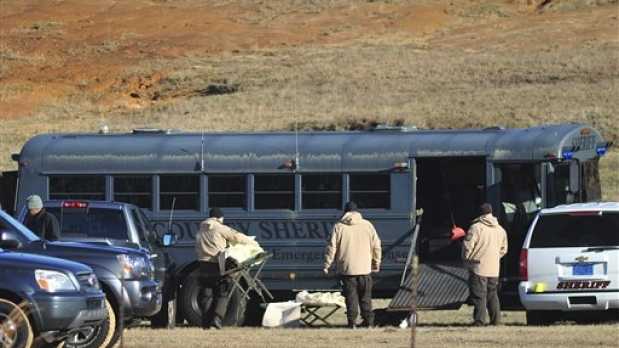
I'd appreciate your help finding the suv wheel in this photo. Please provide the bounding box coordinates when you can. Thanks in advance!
[526,310,558,326]
[64,298,118,348]
[0,299,33,348]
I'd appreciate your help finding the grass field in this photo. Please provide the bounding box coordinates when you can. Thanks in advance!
[120,306,618,348]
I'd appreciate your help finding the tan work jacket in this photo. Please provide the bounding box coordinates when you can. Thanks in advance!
[324,212,382,276]
[462,214,508,277]
[195,217,256,263]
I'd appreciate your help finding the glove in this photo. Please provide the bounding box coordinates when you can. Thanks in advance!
[323,268,329,275]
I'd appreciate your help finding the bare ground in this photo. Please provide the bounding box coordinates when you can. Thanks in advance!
[121,306,618,348]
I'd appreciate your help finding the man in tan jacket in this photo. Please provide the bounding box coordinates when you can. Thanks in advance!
[324,201,382,328]
[195,207,257,329]
[462,203,508,326]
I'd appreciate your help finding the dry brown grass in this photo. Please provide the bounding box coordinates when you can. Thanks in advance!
[121,307,618,348]
[0,0,617,200]
[2,40,617,199]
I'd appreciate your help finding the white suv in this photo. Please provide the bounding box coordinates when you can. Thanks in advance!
[519,202,619,325]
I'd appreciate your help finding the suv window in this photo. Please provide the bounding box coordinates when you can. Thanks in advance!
[530,212,619,248]
[47,207,129,240]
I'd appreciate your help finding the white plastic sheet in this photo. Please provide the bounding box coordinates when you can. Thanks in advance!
[226,238,264,264]
[295,290,346,308]
[261,301,302,328]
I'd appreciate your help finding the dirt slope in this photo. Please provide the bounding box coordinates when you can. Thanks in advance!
[1,0,616,118]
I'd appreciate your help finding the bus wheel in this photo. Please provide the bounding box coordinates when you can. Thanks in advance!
[0,299,34,348]
[180,269,247,327]
[223,289,247,327]
[150,297,176,329]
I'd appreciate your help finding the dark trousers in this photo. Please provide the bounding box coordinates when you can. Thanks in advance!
[469,272,501,325]
[341,275,374,325]
[198,261,232,328]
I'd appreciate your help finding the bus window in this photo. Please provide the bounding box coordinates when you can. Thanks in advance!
[302,174,342,209]
[160,175,199,211]
[546,163,572,207]
[254,174,294,210]
[208,175,246,209]
[49,175,105,200]
[349,173,390,209]
[114,175,152,210]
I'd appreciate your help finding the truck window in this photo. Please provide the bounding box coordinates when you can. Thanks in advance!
[129,208,148,243]
[530,213,619,248]
[47,207,129,240]
[114,175,153,210]
[301,174,341,209]
[254,174,294,210]
[349,173,390,209]
[208,175,246,208]
[49,175,105,200]
[160,175,199,211]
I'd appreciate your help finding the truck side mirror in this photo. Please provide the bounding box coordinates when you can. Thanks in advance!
[569,161,580,194]
[162,232,176,247]
[0,231,22,249]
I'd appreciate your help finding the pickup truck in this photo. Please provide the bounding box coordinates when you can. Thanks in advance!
[17,199,176,328]
[0,242,106,347]
[2,208,162,348]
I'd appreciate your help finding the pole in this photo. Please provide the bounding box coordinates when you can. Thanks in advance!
[410,254,418,348]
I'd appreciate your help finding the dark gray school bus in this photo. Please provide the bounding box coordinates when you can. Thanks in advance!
[9,123,611,323]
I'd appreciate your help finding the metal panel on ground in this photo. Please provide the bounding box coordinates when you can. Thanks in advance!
[388,263,469,310]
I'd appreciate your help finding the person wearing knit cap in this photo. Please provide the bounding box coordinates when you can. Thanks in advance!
[195,207,257,329]
[324,201,382,329]
[462,203,508,326]
[23,195,60,241]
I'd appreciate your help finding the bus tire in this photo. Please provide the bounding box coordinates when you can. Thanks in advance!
[180,270,247,327]
[150,298,176,329]
[64,298,117,348]
[223,289,247,327]
[0,299,34,348]
[242,295,265,327]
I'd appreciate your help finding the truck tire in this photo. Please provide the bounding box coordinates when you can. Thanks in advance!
[64,298,118,348]
[0,299,34,348]
[180,269,247,327]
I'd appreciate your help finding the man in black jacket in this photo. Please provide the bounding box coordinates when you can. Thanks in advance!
[23,195,60,241]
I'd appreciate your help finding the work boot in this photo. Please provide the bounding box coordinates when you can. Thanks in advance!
[210,316,224,330]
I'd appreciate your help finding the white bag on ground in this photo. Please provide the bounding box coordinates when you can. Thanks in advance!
[261,301,302,327]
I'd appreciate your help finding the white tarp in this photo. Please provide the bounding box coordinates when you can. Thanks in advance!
[295,290,346,307]
[261,301,302,327]
[226,237,264,264]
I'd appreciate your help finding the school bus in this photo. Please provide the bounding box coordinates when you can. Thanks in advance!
[8,123,611,324]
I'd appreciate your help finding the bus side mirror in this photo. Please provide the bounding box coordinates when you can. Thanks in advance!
[162,232,176,247]
[569,161,580,194]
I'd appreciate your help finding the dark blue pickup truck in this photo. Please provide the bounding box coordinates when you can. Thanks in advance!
[1,208,162,348]
[18,200,176,328]
[0,246,106,347]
